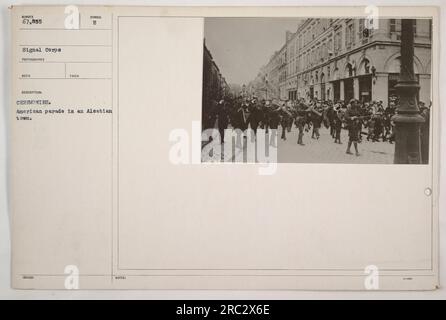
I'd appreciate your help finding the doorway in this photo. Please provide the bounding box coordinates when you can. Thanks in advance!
[344,78,354,102]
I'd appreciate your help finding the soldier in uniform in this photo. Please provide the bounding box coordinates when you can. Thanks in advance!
[267,101,281,147]
[386,101,397,143]
[310,102,323,140]
[279,101,293,141]
[229,98,247,148]
[247,98,262,137]
[333,106,343,144]
[345,99,361,156]
[260,100,270,134]
[373,111,384,142]
[366,115,376,142]
[295,102,307,146]
[239,101,249,131]
[325,103,336,138]
[216,100,229,144]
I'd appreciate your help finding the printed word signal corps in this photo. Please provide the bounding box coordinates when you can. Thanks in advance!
[22,47,62,54]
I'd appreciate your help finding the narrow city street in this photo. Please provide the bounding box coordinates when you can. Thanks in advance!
[202,17,431,165]
[277,126,394,164]
[203,126,395,164]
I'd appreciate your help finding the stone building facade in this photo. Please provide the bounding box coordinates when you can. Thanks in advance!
[203,42,229,107]
[259,18,432,107]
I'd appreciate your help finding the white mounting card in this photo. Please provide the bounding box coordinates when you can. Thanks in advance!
[10,5,439,290]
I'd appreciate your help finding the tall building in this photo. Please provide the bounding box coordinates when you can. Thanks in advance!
[285,30,299,101]
[248,41,287,100]
[203,41,227,108]
[202,41,229,128]
[259,18,432,106]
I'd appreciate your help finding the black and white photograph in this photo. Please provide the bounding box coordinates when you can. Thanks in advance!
[202,18,432,164]
[2,3,443,299]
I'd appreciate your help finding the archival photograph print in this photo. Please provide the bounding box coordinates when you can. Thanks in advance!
[201,18,432,164]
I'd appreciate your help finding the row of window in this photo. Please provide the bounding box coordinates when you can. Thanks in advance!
[284,19,374,76]
[269,19,430,88]
[284,19,426,77]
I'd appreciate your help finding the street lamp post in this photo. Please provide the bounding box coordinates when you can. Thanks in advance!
[392,19,424,164]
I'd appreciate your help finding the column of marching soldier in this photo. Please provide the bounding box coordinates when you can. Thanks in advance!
[202,96,431,159]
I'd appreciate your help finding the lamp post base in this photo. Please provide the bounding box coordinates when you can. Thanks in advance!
[392,113,425,164]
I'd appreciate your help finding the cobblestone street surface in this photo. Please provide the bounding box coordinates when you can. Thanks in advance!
[277,126,394,164]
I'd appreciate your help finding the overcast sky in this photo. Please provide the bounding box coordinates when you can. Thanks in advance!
[204,18,302,86]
